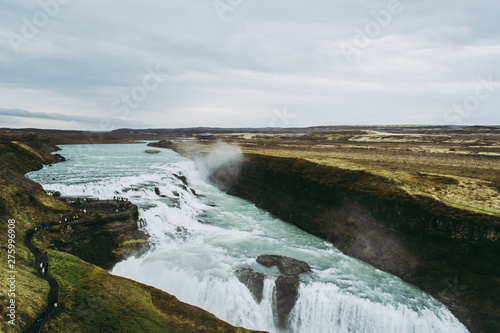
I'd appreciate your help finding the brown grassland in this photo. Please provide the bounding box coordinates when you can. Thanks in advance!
[167,126,500,217]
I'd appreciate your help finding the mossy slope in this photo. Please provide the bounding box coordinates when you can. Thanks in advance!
[43,251,255,333]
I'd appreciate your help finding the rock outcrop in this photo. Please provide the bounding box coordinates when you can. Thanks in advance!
[145,149,161,154]
[256,255,311,329]
[147,140,175,149]
[154,187,161,196]
[0,132,66,191]
[236,268,266,303]
[237,255,311,329]
[256,255,311,276]
[35,200,148,270]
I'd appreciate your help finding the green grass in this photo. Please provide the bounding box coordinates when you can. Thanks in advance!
[43,250,257,333]
[0,181,69,333]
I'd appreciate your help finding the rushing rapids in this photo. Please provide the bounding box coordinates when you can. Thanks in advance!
[27,143,468,333]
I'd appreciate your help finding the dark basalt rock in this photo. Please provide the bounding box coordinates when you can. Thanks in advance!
[197,219,213,224]
[174,173,189,186]
[147,140,174,149]
[256,255,311,276]
[190,187,204,198]
[53,153,66,162]
[175,226,189,240]
[236,255,311,328]
[256,255,311,329]
[236,268,265,303]
[274,275,300,328]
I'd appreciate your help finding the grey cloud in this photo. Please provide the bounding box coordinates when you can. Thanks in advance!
[0,0,499,129]
[0,108,145,128]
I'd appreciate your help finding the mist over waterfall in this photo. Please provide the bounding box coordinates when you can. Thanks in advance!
[192,141,243,191]
[27,143,469,333]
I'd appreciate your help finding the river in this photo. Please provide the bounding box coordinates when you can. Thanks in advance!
[27,143,468,333]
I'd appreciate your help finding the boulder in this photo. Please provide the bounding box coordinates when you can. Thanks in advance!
[173,174,189,186]
[256,255,311,276]
[236,268,265,303]
[256,255,311,329]
[275,275,300,328]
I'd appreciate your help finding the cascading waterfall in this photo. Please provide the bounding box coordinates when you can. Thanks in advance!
[27,143,469,333]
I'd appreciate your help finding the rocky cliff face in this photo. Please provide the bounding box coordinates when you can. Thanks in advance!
[0,132,65,172]
[35,201,148,270]
[0,132,70,234]
[210,153,500,333]
[147,140,175,149]
[0,132,66,193]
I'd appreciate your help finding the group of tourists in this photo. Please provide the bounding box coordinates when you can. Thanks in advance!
[25,195,132,238]
[26,209,88,237]
[75,197,98,203]
[116,199,132,212]
[25,195,133,277]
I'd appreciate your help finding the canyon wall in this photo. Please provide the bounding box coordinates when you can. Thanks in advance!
[209,153,500,333]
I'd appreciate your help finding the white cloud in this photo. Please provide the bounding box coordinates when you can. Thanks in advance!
[0,0,499,130]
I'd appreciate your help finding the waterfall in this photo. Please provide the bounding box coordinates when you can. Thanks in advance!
[27,143,469,333]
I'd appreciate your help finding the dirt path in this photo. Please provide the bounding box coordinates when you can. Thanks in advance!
[22,197,132,333]
[23,234,59,333]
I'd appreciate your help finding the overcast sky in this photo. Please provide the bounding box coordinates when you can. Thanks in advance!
[0,0,499,130]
